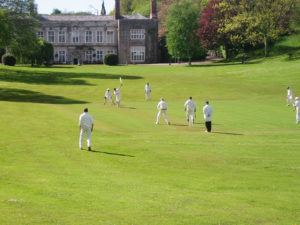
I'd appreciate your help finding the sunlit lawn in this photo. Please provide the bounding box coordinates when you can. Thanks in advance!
[0,54,299,224]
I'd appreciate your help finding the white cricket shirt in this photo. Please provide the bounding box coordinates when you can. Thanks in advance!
[79,112,94,128]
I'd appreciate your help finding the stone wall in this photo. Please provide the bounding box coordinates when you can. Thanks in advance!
[39,20,118,64]
[118,19,159,64]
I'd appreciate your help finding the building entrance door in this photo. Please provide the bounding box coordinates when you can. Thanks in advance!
[73,58,78,65]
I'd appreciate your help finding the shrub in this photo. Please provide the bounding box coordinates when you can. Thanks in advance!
[104,53,118,65]
[2,54,16,66]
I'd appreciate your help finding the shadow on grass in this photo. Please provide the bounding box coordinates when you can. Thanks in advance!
[90,150,135,157]
[120,105,137,109]
[0,88,88,104]
[194,122,221,125]
[213,131,243,135]
[170,123,188,127]
[190,58,264,67]
[0,68,143,85]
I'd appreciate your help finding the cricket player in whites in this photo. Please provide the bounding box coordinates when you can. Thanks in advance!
[287,86,294,106]
[184,97,196,126]
[145,82,152,100]
[114,77,123,108]
[294,97,300,123]
[79,108,94,151]
[104,88,115,105]
[203,101,213,132]
[156,98,170,125]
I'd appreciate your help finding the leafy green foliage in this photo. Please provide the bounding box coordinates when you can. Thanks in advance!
[51,8,61,15]
[2,54,16,66]
[166,0,202,64]
[0,9,11,48]
[104,53,118,65]
[1,0,40,64]
[37,39,54,66]
[216,0,296,57]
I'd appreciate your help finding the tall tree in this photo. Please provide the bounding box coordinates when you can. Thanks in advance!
[0,9,11,48]
[252,0,296,57]
[215,0,296,57]
[166,0,201,65]
[197,0,237,58]
[197,0,220,50]
[1,0,40,64]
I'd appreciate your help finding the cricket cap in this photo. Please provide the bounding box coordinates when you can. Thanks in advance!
[107,88,110,91]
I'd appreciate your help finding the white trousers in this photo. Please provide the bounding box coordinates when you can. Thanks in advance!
[287,96,294,105]
[186,110,194,126]
[145,92,151,100]
[104,96,114,105]
[296,111,300,123]
[79,126,92,148]
[156,109,169,124]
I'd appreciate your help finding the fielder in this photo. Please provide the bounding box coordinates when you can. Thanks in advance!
[114,84,122,108]
[156,98,170,125]
[287,86,294,106]
[203,101,213,132]
[79,108,94,151]
[294,97,300,123]
[104,88,115,105]
[184,97,196,126]
[145,82,152,100]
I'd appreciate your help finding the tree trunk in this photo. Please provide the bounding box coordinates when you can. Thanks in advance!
[264,36,269,57]
[224,43,230,59]
[188,57,191,66]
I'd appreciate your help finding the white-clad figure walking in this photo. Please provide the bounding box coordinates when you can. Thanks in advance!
[287,86,294,106]
[184,97,196,126]
[114,84,122,108]
[145,82,152,100]
[203,101,213,132]
[294,97,300,123]
[104,88,115,105]
[79,108,94,151]
[156,98,170,125]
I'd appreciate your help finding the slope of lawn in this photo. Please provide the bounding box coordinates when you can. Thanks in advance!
[0,39,300,224]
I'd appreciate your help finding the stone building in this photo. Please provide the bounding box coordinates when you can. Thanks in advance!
[38,0,159,64]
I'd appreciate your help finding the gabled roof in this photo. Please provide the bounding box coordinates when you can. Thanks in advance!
[39,15,114,22]
[39,13,150,22]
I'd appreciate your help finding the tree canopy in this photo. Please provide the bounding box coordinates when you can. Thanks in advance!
[198,0,297,58]
[0,0,54,65]
[166,0,204,64]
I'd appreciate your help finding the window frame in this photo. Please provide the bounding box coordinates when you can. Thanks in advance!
[37,31,44,38]
[96,31,104,43]
[58,51,66,63]
[48,31,55,43]
[72,31,80,43]
[130,46,145,63]
[106,30,114,44]
[130,29,145,40]
[85,50,93,63]
[85,31,93,43]
[96,50,104,61]
[58,31,66,43]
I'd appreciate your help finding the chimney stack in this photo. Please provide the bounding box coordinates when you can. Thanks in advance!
[150,0,158,20]
[115,0,120,19]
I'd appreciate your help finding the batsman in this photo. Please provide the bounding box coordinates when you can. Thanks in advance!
[114,77,123,108]
[184,97,197,126]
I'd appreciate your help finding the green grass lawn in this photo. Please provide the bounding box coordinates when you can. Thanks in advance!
[0,53,300,224]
